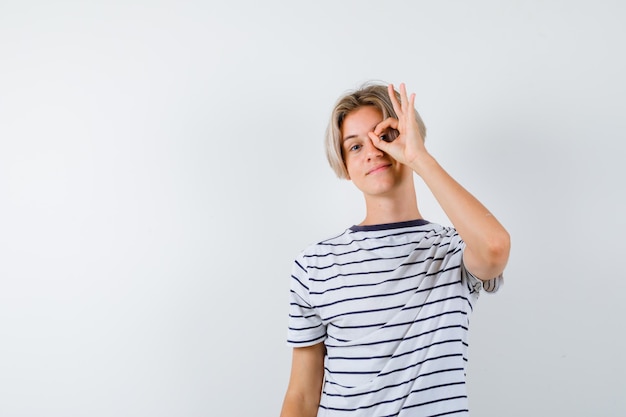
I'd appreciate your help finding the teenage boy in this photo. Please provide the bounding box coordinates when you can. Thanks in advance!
[280,82,510,417]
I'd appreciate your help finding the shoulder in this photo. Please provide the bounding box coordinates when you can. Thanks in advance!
[298,228,353,257]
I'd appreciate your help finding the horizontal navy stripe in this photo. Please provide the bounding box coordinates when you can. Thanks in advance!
[306,241,418,260]
[286,335,325,345]
[326,325,466,350]
[307,252,410,271]
[322,303,406,322]
[324,367,464,395]
[327,353,464,380]
[400,396,467,413]
[309,262,429,284]
[327,339,462,361]
[400,295,470,314]
[314,284,418,309]
[381,310,467,330]
[320,382,466,413]
[310,273,424,296]
[328,309,466,331]
[288,312,319,320]
[305,239,453,264]
[289,323,323,331]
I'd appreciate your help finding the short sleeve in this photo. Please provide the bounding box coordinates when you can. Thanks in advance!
[463,266,503,294]
[457,234,503,294]
[286,254,326,347]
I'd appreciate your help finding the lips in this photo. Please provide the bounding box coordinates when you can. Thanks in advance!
[366,163,392,175]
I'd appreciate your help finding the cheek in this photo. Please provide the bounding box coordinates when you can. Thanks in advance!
[341,156,351,178]
[344,154,359,174]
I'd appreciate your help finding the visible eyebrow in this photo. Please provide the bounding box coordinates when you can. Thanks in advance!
[342,122,380,142]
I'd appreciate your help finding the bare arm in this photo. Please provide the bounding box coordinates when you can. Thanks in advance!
[280,342,326,417]
[408,155,510,280]
[370,83,510,280]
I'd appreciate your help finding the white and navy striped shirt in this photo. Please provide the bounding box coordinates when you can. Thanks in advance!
[287,219,501,417]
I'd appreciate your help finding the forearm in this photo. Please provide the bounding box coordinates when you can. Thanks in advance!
[280,391,320,417]
[410,154,510,279]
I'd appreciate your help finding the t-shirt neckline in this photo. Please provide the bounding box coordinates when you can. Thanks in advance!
[349,218,430,232]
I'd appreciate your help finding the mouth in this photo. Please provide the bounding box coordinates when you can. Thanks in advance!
[366,163,392,175]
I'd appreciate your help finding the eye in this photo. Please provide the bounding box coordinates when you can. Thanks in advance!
[349,144,362,152]
[380,129,398,142]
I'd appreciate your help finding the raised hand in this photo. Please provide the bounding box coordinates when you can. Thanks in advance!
[367,83,428,171]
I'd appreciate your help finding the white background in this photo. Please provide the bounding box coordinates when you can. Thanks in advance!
[1,1,625,416]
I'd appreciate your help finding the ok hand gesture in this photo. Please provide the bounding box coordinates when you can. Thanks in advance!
[368,83,429,173]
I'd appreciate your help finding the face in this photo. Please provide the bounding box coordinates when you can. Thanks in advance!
[341,106,411,196]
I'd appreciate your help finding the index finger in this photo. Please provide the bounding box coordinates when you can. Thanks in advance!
[372,117,398,136]
[388,83,403,116]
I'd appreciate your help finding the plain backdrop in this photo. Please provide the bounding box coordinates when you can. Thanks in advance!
[1,1,625,416]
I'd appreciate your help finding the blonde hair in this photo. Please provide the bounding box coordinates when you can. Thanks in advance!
[324,81,427,179]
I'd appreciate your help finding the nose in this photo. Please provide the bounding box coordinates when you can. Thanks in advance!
[364,138,383,160]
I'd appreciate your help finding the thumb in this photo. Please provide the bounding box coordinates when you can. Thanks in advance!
[368,131,390,152]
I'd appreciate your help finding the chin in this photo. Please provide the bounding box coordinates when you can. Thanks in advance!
[364,182,400,197]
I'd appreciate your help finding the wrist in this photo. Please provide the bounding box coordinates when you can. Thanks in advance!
[408,152,438,177]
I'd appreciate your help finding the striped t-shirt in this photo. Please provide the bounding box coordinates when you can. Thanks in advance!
[287,219,501,417]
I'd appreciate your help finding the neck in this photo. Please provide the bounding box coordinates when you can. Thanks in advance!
[359,186,422,226]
